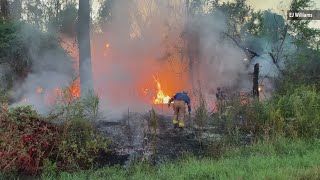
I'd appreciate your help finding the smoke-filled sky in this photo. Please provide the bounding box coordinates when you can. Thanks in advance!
[11,0,317,118]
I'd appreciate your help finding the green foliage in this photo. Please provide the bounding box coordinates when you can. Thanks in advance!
[41,138,320,180]
[55,3,78,36]
[56,118,110,171]
[288,0,320,47]
[42,159,58,177]
[283,48,320,89]
[243,86,320,139]
[49,87,110,171]
[212,0,251,38]
[0,91,110,175]
[51,86,100,123]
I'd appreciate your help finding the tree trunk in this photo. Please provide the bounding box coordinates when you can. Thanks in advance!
[253,63,259,99]
[0,0,9,20]
[55,0,60,23]
[78,0,93,97]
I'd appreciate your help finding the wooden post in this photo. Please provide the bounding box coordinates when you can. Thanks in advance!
[253,63,259,99]
[127,107,130,126]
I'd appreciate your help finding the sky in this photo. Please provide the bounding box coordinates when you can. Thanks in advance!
[247,0,320,28]
[92,0,320,28]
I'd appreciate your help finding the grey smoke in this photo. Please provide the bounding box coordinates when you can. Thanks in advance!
[10,25,75,114]
[9,1,296,117]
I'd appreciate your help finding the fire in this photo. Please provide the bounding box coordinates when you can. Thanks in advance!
[152,75,171,104]
[143,88,148,94]
[258,85,262,92]
[37,87,43,94]
[105,43,110,48]
[70,79,80,98]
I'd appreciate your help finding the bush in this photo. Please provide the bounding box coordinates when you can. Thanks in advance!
[0,106,59,175]
[270,86,320,138]
[243,86,320,139]
[50,89,110,171]
[56,118,110,171]
[0,91,110,175]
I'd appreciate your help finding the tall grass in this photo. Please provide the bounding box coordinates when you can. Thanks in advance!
[218,86,320,140]
[247,86,320,139]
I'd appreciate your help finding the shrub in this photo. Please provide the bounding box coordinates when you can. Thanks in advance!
[0,106,59,175]
[271,86,320,138]
[50,88,110,171]
[56,118,110,171]
[0,90,110,175]
[243,86,320,139]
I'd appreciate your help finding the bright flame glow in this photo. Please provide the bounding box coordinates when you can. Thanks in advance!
[70,80,80,98]
[37,87,43,94]
[258,86,262,92]
[152,75,170,104]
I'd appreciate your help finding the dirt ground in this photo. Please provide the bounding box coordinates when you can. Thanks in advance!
[96,110,225,166]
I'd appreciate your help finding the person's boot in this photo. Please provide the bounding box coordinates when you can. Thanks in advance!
[173,123,178,129]
[178,127,184,132]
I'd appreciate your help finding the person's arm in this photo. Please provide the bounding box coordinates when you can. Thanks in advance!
[168,97,174,104]
[187,97,191,113]
[168,94,176,107]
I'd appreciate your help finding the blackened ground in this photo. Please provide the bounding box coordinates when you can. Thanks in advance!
[96,111,252,166]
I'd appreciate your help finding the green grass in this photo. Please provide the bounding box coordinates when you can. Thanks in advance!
[38,138,320,180]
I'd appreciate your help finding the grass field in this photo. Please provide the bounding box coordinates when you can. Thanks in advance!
[40,138,320,180]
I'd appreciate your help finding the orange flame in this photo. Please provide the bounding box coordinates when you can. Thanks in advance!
[70,79,80,98]
[152,75,171,104]
[37,87,43,94]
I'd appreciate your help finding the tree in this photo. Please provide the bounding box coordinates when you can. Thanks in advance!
[78,0,93,97]
[96,0,114,32]
[0,0,9,20]
[10,0,22,20]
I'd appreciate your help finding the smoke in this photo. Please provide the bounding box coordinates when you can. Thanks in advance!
[90,0,190,119]
[90,0,257,117]
[9,0,295,118]
[10,25,75,114]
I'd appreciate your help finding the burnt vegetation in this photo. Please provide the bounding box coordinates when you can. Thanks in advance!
[0,0,320,179]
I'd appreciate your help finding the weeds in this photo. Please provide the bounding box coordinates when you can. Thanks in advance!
[48,86,110,171]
